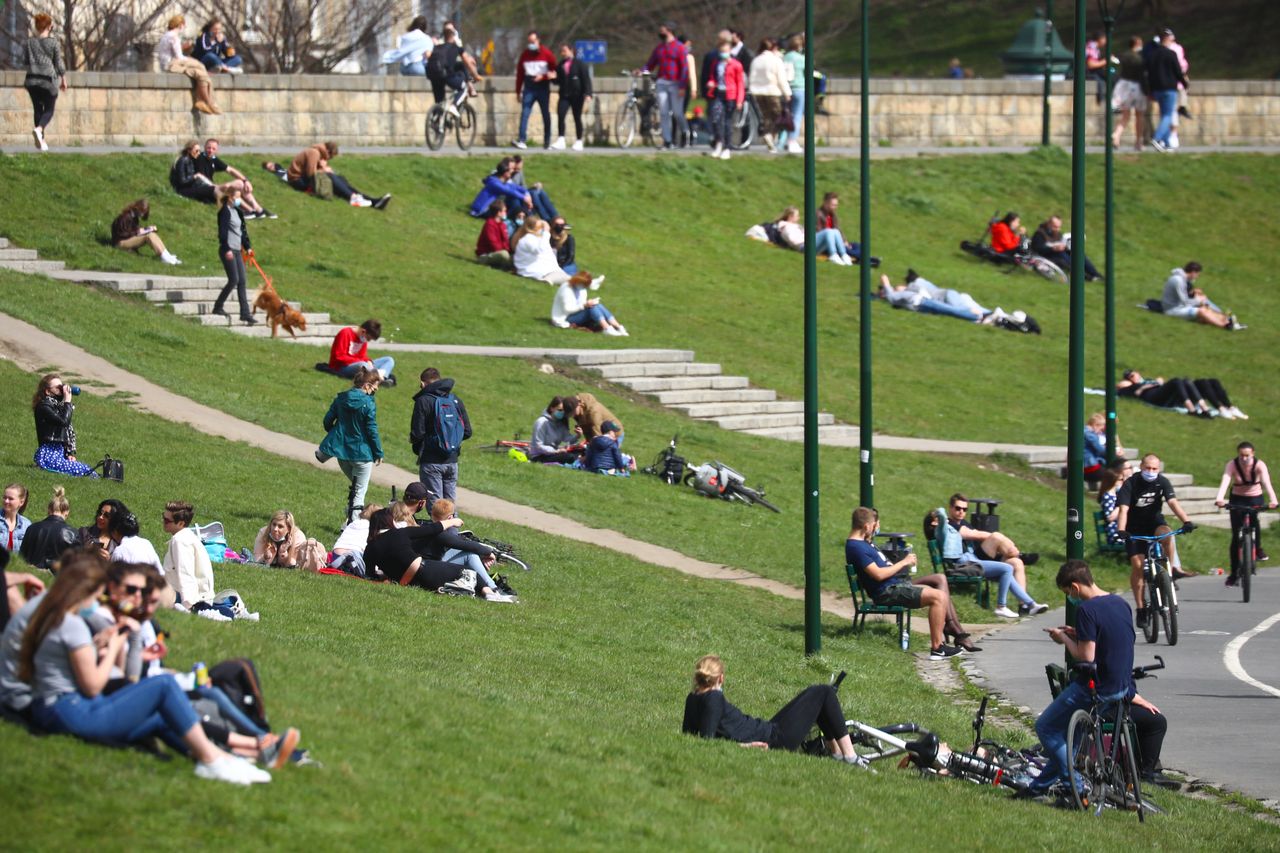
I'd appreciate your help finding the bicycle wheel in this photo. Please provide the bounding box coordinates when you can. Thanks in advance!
[454,103,477,150]
[640,105,663,149]
[1158,570,1177,646]
[1028,255,1068,284]
[1241,526,1254,603]
[1142,563,1160,643]
[1117,726,1145,817]
[425,105,446,150]
[1066,710,1101,812]
[615,101,639,148]
[729,102,760,150]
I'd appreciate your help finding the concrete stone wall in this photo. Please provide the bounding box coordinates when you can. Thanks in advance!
[2,71,1277,149]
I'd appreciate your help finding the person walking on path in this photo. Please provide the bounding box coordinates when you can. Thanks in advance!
[514,31,556,149]
[1215,441,1278,586]
[550,44,592,151]
[705,36,745,161]
[643,24,689,151]
[1111,36,1147,151]
[211,187,257,326]
[22,13,66,151]
[748,38,789,153]
[1144,30,1188,153]
[778,35,807,154]
[328,320,396,383]
[316,368,384,524]
[155,15,221,115]
[410,368,472,502]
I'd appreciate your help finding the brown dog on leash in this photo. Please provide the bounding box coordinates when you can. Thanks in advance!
[252,280,308,338]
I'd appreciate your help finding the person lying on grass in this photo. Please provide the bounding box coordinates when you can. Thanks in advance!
[15,550,271,785]
[681,654,866,765]
[362,507,513,601]
[253,510,306,568]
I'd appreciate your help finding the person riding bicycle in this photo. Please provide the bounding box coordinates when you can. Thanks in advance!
[1215,441,1278,586]
[989,212,1025,255]
[1022,560,1170,796]
[1116,454,1196,628]
[426,23,478,114]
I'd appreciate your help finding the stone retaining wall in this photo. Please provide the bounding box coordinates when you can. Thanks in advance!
[2,71,1276,149]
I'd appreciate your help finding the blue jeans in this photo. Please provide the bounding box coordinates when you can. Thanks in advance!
[526,187,559,221]
[1153,89,1178,144]
[200,52,243,72]
[917,299,980,321]
[338,356,395,380]
[196,684,267,737]
[961,556,1034,606]
[566,304,614,329]
[1031,681,1124,792]
[337,459,375,521]
[655,78,682,145]
[562,262,579,274]
[816,228,848,259]
[35,675,198,752]
[519,84,552,146]
[419,461,458,502]
[442,548,497,590]
[399,61,426,76]
[779,89,804,146]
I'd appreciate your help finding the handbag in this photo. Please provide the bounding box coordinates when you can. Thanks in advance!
[780,108,796,133]
[92,454,124,482]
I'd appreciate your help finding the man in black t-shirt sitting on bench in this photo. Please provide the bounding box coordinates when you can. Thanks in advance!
[1116,453,1196,628]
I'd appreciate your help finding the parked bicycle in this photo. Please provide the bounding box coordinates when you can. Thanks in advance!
[425,87,477,151]
[615,71,662,149]
[642,435,780,513]
[1065,657,1166,820]
[1224,502,1263,603]
[1126,528,1190,646]
[728,95,760,151]
[960,210,1068,284]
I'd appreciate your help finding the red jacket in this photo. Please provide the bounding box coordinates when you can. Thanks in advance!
[476,217,509,256]
[515,46,556,95]
[990,222,1021,254]
[329,326,368,370]
[705,57,745,106]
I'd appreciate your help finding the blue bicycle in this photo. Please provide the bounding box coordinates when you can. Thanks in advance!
[1127,528,1191,646]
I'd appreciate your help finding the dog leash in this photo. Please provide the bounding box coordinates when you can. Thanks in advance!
[246,253,272,287]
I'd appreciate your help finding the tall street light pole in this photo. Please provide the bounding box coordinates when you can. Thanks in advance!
[1066,0,1087,560]
[1099,0,1126,464]
[859,0,873,508]
[802,0,821,656]
[1042,0,1055,146]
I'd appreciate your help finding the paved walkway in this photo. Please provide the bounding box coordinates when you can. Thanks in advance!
[0,311,863,623]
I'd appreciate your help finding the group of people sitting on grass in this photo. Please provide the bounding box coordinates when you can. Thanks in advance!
[745,192,877,266]
[262,142,392,209]
[530,394,635,475]
[987,211,1100,279]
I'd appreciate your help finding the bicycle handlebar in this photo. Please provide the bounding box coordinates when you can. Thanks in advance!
[1222,502,1266,514]
[1133,655,1165,680]
[1126,528,1191,541]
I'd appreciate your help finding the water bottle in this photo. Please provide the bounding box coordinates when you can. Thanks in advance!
[194,661,209,688]
[69,385,81,396]
[1210,567,1224,576]
[901,626,910,650]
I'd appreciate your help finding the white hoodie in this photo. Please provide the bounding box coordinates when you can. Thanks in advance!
[551,279,601,327]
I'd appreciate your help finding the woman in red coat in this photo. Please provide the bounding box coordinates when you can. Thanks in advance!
[705,37,745,161]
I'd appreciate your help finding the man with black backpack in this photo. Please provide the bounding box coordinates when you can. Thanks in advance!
[410,367,472,503]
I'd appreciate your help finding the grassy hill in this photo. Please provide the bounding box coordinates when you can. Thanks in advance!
[2,357,1277,849]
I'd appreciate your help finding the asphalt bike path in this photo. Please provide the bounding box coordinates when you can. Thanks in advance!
[970,568,1280,806]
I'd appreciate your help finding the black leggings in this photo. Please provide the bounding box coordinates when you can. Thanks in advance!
[1191,378,1232,409]
[1128,702,1167,775]
[1136,378,1194,408]
[406,559,465,591]
[26,82,57,128]
[215,251,250,319]
[768,684,847,750]
[1229,494,1265,575]
[557,95,586,138]
[328,172,369,203]
[530,450,581,465]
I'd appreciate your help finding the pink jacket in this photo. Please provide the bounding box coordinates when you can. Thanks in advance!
[705,57,745,107]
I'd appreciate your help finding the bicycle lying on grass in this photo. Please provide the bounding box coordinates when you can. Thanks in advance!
[641,435,780,512]
[960,210,1068,284]
[1126,527,1191,646]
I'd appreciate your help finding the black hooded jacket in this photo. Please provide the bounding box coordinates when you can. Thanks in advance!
[409,378,472,465]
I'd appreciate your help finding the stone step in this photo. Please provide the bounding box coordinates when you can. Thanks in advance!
[226,323,345,339]
[0,259,66,273]
[0,248,39,261]
[650,388,777,405]
[0,237,9,249]
[1179,485,1218,500]
[673,400,806,418]
[572,349,694,366]
[53,271,229,291]
[140,288,230,303]
[199,312,330,327]
[614,375,750,392]
[1031,462,1193,488]
[179,302,314,318]
[738,424,860,443]
[594,361,722,379]
[1177,498,1222,516]
[704,412,836,431]
[1183,511,1279,531]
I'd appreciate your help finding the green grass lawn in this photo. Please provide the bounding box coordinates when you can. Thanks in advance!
[2,357,1276,850]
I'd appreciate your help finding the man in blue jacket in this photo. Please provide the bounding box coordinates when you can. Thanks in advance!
[410,368,472,502]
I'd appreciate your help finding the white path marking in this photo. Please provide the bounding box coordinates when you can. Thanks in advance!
[1223,611,1280,699]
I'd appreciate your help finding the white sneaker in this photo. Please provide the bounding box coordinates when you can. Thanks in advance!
[1232,407,1249,420]
[993,606,1020,619]
[1028,603,1050,616]
[226,66,243,75]
[590,275,605,289]
[787,140,802,154]
[32,127,42,149]
[718,148,731,160]
[197,608,232,622]
[549,136,566,150]
[160,251,182,265]
[349,194,372,208]
[485,591,517,603]
[710,143,724,158]
[445,103,459,117]
[614,325,629,336]
[571,139,584,151]
[512,140,528,149]
[1218,408,1236,420]
[196,755,272,785]
[602,325,624,336]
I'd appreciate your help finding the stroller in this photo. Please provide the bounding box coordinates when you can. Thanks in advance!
[960,211,1067,284]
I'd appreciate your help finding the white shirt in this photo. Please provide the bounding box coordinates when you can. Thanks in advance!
[161,526,215,605]
[382,29,432,67]
[333,518,369,553]
[155,29,184,70]
[748,51,789,97]
[514,231,565,281]
[551,280,601,327]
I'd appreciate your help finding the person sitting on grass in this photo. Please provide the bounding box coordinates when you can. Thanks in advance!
[253,510,306,569]
[989,211,1025,255]
[583,420,632,476]
[108,510,165,580]
[33,373,98,478]
[80,499,125,555]
[563,393,622,444]
[2,483,30,557]
[328,319,397,385]
[1159,261,1242,331]
[549,217,577,274]
[263,142,390,210]
[1030,215,1101,281]
[925,510,1048,620]
[475,200,513,269]
[110,198,181,265]
[939,493,1039,612]
[878,270,1013,324]
[508,155,559,221]
[745,206,804,251]
[19,486,79,571]
[529,396,584,465]
[681,654,866,765]
[551,273,627,336]
[161,501,213,610]
[195,138,273,219]
[328,504,383,578]
[468,157,532,218]
[170,140,218,204]
[415,499,514,602]
[847,506,975,657]
[16,553,271,784]
[515,216,604,287]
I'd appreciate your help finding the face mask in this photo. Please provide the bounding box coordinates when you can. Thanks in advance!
[1140,470,1158,483]
[552,224,564,233]
[552,410,565,420]
[1067,595,1082,607]
[232,198,241,208]
[719,51,730,59]
[78,600,101,620]
[528,41,538,50]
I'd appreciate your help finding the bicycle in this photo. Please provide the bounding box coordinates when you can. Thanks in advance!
[728,95,760,150]
[614,71,662,149]
[642,435,781,513]
[1065,657,1166,820]
[1224,502,1263,603]
[960,211,1068,284]
[425,86,477,151]
[1126,528,1190,646]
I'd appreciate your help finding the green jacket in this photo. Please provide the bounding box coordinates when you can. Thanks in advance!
[319,387,383,462]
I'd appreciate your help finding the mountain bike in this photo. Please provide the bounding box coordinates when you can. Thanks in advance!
[960,211,1068,284]
[1127,528,1190,646]
[614,71,662,149]
[425,86,477,151]
[1065,657,1166,820]
[1224,502,1263,603]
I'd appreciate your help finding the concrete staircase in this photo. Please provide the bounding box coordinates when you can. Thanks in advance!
[0,238,341,341]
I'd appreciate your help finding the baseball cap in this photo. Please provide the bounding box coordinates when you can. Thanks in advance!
[601,420,621,433]
[404,482,431,502]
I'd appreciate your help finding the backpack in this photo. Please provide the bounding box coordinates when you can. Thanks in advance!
[209,658,269,731]
[297,538,328,573]
[427,394,466,456]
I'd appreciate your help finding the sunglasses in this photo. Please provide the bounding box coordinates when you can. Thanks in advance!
[951,505,969,512]
[162,516,175,524]
[123,584,145,595]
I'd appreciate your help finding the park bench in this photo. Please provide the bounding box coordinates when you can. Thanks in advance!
[846,563,912,651]
[926,540,991,607]
[1094,510,1127,557]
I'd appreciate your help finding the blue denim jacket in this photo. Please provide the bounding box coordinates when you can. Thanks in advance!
[1,513,31,552]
